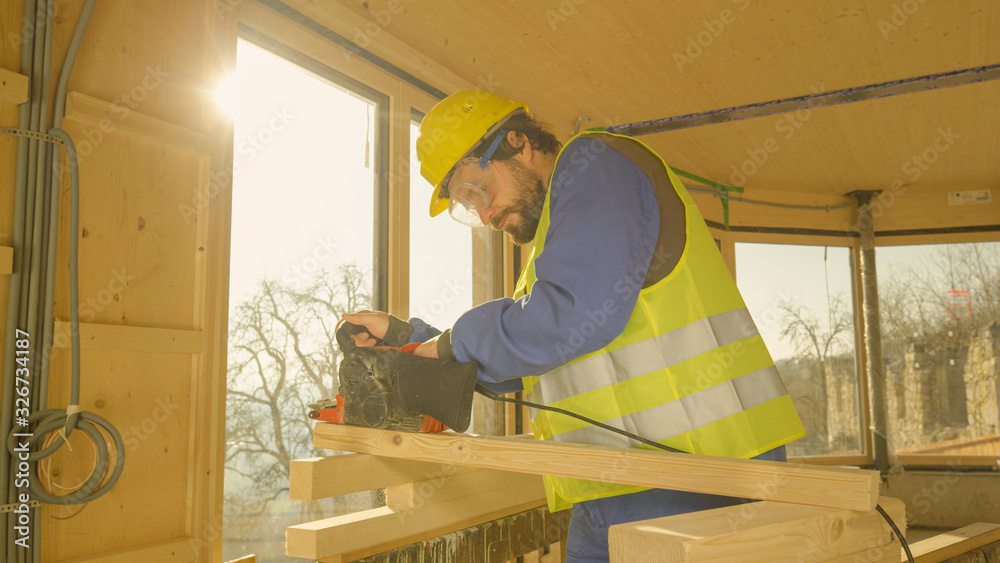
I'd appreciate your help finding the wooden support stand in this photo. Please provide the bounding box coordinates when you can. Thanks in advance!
[313,424,880,512]
[608,496,906,562]
[286,453,551,561]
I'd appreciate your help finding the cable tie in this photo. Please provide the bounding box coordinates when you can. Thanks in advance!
[57,405,82,451]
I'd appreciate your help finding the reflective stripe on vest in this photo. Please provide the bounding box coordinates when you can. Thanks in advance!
[548,365,788,448]
[533,307,760,406]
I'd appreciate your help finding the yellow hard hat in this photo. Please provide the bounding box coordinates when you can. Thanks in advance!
[416,89,527,217]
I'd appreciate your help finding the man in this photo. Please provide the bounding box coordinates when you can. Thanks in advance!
[343,89,805,562]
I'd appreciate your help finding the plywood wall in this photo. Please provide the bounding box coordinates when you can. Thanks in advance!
[1,1,236,561]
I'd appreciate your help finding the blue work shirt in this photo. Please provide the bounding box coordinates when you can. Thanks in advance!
[411,137,661,393]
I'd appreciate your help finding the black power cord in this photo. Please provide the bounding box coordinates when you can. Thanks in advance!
[476,384,915,563]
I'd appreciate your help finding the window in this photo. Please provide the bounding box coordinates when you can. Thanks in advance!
[735,243,863,458]
[407,118,474,329]
[877,241,1000,460]
[223,37,385,562]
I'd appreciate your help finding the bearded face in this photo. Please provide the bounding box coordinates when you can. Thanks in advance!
[490,157,547,245]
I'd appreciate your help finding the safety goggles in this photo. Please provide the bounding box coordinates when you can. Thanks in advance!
[446,157,499,227]
[444,129,507,227]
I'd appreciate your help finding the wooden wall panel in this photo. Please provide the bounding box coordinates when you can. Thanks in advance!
[0,1,235,561]
[56,95,208,330]
[41,350,193,561]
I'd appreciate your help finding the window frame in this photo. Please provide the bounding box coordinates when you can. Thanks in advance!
[722,229,872,466]
[724,227,1000,468]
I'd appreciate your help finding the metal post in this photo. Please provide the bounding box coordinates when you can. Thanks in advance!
[848,190,889,473]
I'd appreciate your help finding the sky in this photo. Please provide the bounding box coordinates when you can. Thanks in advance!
[735,243,853,361]
[223,39,473,331]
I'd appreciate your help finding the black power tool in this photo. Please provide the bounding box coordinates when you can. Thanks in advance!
[307,320,478,433]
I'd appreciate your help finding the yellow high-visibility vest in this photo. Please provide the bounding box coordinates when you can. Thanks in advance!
[516,132,806,512]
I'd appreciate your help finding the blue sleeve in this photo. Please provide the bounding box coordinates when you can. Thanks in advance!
[450,138,660,384]
[407,317,441,343]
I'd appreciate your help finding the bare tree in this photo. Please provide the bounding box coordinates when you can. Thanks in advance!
[880,243,1000,356]
[777,292,854,446]
[223,263,372,556]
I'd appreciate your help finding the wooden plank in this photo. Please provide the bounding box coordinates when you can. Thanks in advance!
[289,453,477,500]
[331,505,570,563]
[52,321,204,354]
[607,496,905,563]
[0,245,12,275]
[386,466,545,512]
[287,467,546,560]
[58,537,197,563]
[827,542,899,563]
[908,522,1000,563]
[313,424,881,512]
[0,67,29,105]
[223,555,256,563]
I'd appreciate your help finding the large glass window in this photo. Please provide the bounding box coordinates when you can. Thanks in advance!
[222,38,383,562]
[407,119,473,329]
[736,243,863,457]
[877,241,1000,458]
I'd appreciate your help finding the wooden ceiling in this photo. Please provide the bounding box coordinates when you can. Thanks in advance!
[330,0,999,227]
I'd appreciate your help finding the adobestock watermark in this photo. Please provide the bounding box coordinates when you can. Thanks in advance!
[394,462,460,523]
[888,461,964,524]
[728,82,825,187]
[121,395,181,452]
[412,276,470,321]
[42,269,135,366]
[724,471,792,532]
[673,0,751,72]
[545,0,588,30]
[854,126,959,230]
[279,236,342,289]
[343,0,414,62]
[74,65,170,158]
[877,0,931,39]
[553,244,679,363]
[5,0,73,49]
[179,106,295,223]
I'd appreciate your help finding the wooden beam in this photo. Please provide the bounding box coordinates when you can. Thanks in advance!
[0,68,29,105]
[289,453,477,500]
[313,424,880,512]
[908,522,1000,563]
[53,321,204,354]
[0,246,12,275]
[63,91,207,154]
[286,466,546,560]
[321,505,569,563]
[607,496,905,562]
[386,466,544,512]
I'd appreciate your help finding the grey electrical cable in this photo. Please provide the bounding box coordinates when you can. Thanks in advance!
[2,1,121,543]
[685,184,851,212]
[24,128,125,503]
[41,0,98,416]
[28,5,55,561]
[1,128,125,505]
[1,0,39,555]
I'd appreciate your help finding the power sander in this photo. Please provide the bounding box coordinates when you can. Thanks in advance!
[307,320,478,433]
